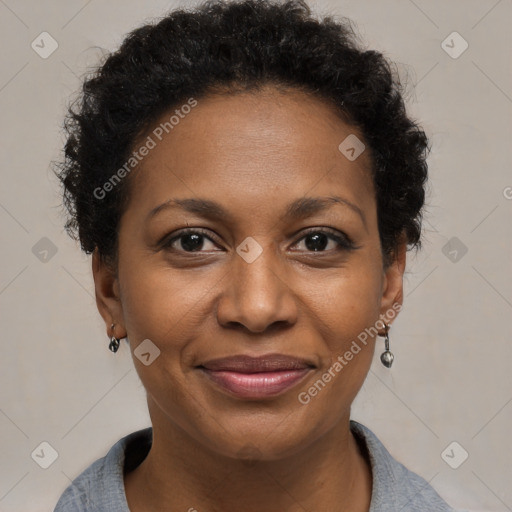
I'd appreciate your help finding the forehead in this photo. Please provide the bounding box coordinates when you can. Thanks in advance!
[125,86,375,220]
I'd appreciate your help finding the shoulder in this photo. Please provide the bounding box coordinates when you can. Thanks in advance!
[53,427,152,512]
[350,420,458,512]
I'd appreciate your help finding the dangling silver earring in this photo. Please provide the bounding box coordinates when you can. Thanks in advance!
[108,323,120,353]
[379,322,394,368]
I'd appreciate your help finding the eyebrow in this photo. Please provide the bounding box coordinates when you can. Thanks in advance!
[146,195,367,229]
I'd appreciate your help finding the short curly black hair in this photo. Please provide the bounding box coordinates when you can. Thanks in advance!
[54,0,430,270]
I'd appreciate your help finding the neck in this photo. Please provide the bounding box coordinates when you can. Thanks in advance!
[125,401,372,512]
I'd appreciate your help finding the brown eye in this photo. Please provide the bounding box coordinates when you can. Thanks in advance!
[292,228,355,252]
[162,229,221,253]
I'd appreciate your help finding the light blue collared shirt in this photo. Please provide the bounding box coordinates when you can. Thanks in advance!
[54,420,459,511]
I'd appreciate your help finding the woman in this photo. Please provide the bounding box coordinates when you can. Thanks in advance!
[53,0,458,510]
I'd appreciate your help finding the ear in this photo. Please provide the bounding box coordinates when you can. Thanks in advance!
[92,247,127,338]
[379,239,407,324]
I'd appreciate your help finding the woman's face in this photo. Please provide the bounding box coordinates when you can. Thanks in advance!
[93,85,405,460]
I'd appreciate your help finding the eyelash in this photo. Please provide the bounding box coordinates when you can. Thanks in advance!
[161,227,356,254]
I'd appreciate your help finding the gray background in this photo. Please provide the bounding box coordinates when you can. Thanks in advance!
[0,0,511,510]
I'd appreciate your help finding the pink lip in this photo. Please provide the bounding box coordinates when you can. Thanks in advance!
[199,368,312,399]
[196,353,315,399]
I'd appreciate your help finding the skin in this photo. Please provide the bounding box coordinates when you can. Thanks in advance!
[92,84,406,512]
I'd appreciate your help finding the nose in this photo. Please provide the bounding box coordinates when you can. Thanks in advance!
[216,242,299,334]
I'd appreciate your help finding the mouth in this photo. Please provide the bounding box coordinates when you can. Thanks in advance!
[196,354,315,399]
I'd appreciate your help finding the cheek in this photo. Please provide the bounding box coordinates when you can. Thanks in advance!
[118,256,217,343]
[117,259,205,409]
[298,276,381,424]
[305,252,383,392]
[316,257,383,343]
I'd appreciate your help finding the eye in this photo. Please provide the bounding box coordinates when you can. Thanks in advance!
[291,228,355,252]
[162,228,221,253]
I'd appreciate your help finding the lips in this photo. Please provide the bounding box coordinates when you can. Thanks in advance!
[197,354,315,399]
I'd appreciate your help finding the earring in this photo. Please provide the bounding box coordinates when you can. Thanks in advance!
[108,323,120,353]
[379,322,394,368]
